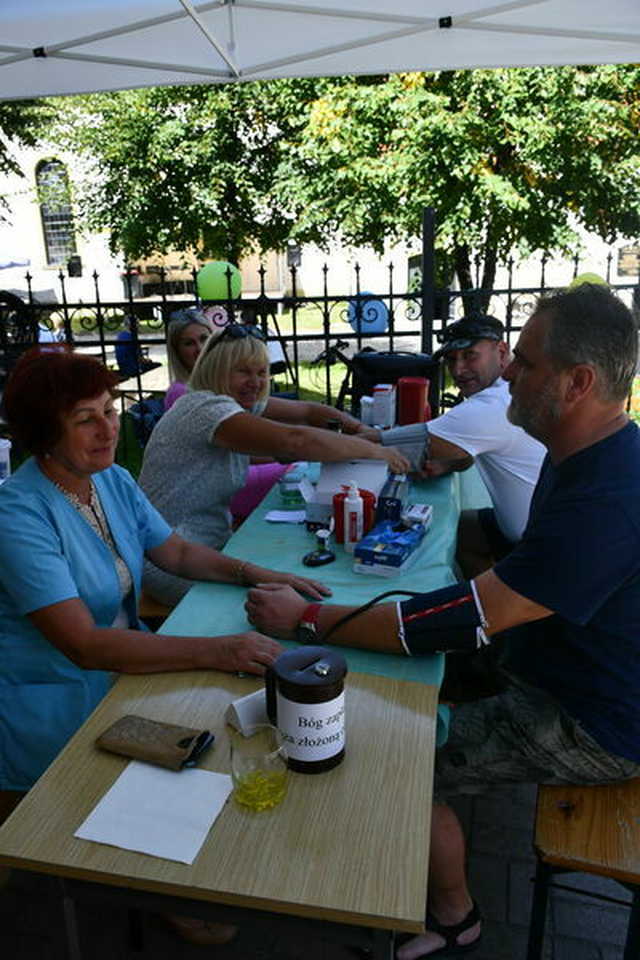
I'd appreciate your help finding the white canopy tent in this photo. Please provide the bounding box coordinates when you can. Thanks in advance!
[1,0,639,101]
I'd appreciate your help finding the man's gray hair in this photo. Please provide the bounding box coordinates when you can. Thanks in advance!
[535,283,638,404]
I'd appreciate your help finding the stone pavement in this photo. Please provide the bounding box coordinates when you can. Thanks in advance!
[0,780,633,959]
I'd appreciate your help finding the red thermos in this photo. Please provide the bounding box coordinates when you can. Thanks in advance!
[397,377,431,424]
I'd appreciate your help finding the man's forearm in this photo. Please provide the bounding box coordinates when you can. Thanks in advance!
[315,602,404,653]
[247,572,552,659]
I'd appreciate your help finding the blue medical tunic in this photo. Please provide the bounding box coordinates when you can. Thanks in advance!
[0,458,172,790]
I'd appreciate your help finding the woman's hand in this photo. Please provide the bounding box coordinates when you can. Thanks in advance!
[245,584,308,641]
[214,631,283,675]
[252,568,331,599]
[378,445,411,474]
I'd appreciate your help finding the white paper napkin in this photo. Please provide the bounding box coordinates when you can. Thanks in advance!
[225,688,269,735]
[264,509,306,523]
[74,761,232,863]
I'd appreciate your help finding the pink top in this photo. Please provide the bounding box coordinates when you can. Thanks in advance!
[164,381,187,411]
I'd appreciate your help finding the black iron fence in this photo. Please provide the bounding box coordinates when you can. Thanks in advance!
[2,254,639,427]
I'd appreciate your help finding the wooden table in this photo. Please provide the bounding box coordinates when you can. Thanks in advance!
[0,668,438,958]
[0,472,470,958]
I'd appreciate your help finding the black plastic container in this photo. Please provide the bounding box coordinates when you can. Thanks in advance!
[266,646,348,774]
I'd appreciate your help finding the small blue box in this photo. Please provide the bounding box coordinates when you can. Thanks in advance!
[353,510,432,577]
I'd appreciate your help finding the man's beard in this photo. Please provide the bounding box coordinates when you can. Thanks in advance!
[508,380,561,442]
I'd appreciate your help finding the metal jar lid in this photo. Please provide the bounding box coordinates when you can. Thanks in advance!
[272,646,347,688]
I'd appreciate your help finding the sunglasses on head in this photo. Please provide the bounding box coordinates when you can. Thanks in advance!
[206,323,266,351]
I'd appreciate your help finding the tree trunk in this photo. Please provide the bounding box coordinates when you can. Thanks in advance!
[479,242,498,314]
[454,245,474,316]
[454,241,499,315]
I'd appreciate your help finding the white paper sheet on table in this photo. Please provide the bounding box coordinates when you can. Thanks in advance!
[74,761,232,863]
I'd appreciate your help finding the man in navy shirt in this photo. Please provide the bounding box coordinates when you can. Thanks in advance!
[247,283,640,958]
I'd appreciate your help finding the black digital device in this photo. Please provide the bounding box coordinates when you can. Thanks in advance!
[303,527,336,567]
[303,546,336,567]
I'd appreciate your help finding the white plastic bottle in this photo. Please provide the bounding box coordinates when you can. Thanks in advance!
[343,481,363,553]
[372,383,395,428]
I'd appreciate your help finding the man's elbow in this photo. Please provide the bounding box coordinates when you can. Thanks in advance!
[453,454,475,472]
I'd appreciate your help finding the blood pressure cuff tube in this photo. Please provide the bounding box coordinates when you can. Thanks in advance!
[399,581,489,655]
[380,422,429,472]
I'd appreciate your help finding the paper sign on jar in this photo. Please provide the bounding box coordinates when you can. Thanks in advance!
[275,691,345,762]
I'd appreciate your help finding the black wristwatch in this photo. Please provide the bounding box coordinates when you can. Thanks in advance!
[296,603,321,645]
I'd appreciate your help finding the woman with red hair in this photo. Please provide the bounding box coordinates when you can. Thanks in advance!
[0,348,326,806]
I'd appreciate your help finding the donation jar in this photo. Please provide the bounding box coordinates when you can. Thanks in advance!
[266,646,348,774]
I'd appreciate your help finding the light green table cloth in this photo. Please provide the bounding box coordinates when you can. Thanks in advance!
[162,470,469,695]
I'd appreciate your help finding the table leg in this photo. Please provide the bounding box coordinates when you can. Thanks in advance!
[60,879,83,960]
[127,908,144,952]
[370,928,395,960]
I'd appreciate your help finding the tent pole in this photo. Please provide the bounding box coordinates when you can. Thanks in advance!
[420,206,435,357]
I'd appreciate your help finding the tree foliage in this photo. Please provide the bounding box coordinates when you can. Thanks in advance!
[277,66,640,293]
[54,81,319,263]
[49,65,640,292]
[0,99,55,221]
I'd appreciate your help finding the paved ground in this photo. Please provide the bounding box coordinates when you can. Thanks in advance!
[0,782,632,959]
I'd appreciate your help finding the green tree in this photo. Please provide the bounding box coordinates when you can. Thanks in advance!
[277,66,640,302]
[54,81,319,263]
[0,100,55,221]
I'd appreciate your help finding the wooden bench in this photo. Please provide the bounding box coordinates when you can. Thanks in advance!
[527,779,640,960]
[138,589,172,630]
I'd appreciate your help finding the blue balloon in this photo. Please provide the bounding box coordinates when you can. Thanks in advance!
[347,292,389,334]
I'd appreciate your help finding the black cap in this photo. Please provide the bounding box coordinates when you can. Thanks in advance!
[433,315,505,361]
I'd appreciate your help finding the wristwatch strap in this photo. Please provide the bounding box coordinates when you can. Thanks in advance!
[296,602,322,644]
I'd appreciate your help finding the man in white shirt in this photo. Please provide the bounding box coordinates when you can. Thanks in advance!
[369,315,545,576]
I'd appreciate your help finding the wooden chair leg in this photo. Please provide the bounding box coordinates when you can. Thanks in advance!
[527,859,553,960]
[624,886,640,960]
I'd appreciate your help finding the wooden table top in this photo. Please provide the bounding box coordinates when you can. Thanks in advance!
[0,668,438,932]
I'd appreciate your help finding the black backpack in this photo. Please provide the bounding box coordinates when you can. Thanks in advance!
[348,349,440,415]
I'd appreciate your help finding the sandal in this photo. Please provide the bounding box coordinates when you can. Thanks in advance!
[396,900,482,958]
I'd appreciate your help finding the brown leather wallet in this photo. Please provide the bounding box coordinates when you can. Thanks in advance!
[96,715,214,771]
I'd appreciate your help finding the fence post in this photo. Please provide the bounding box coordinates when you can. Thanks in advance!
[421,207,435,356]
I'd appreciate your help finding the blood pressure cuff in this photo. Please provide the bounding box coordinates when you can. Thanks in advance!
[380,422,429,472]
[399,581,489,655]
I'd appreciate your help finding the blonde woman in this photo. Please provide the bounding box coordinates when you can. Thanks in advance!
[164,307,216,410]
[140,323,409,605]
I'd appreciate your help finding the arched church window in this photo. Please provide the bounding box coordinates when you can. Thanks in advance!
[36,159,77,266]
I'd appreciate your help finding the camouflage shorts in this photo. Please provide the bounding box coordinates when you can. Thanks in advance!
[435,675,640,800]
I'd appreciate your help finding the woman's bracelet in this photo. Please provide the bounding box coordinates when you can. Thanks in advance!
[232,559,251,585]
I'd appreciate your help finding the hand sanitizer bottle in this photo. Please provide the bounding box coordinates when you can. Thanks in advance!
[343,482,363,553]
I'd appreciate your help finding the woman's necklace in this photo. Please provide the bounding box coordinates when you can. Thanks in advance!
[49,470,134,601]
[54,479,110,543]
